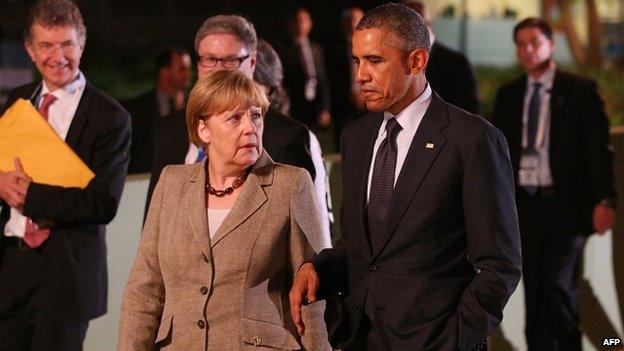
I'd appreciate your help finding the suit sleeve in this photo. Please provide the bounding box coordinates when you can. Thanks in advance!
[277,127,316,181]
[22,105,131,225]
[441,126,522,350]
[311,131,350,297]
[580,80,617,205]
[118,166,168,350]
[490,88,504,126]
[452,55,480,114]
[288,169,332,351]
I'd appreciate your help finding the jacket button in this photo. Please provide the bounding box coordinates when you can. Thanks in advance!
[356,307,362,314]
[200,286,209,295]
[197,320,206,329]
[251,335,261,346]
[202,254,210,263]
[368,265,379,271]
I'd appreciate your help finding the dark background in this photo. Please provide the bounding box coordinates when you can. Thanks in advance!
[0,0,387,99]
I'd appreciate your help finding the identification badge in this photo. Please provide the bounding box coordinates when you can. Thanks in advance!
[519,153,540,187]
[304,78,317,101]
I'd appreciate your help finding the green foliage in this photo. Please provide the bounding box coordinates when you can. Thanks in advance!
[474,65,524,120]
[81,55,156,102]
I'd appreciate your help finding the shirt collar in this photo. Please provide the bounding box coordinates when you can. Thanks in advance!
[383,83,432,134]
[41,71,86,100]
[527,63,556,91]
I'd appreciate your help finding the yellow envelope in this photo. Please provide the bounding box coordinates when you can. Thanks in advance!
[0,98,94,188]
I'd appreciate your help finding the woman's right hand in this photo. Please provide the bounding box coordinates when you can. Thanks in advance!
[289,263,320,337]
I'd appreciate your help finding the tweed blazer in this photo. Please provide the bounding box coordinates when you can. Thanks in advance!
[118,152,330,350]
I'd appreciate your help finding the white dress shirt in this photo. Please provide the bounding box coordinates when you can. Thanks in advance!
[367,83,432,201]
[521,64,555,186]
[4,72,86,238]
[309,130,332,249]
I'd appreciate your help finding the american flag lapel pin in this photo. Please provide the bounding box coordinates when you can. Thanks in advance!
[426,142,434,149]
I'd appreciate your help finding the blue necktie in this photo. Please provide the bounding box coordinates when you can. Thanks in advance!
[195,146,206,163]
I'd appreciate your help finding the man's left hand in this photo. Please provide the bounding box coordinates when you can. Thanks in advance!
[593,203,615,235]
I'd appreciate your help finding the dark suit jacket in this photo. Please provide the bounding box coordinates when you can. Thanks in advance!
[492,70,616,235]
[281,39,331,127]
[313,93,522,350]
[0,81,131,321]
[123,90,159,174]
[426,42,480,114]
[146,107,315,218]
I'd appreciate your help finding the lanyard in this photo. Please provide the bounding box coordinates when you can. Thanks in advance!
[521,85,550,152]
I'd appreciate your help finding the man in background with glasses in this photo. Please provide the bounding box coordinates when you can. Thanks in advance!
[147,15,318,227]
[0,0,131,350]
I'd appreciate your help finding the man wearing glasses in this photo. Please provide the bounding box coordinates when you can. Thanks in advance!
[147,15,316,218]
[0,0,131,350]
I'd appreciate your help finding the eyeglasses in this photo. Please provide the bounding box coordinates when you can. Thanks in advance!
[197,55,250,68]
[34,41,80,55]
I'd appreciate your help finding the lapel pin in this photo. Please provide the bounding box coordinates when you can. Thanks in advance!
[426,143,434,149]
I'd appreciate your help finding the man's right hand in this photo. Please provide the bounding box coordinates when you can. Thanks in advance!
[289,262,320,337]
[0,158,30,208]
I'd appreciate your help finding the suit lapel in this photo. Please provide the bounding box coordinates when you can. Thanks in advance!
[183,161,211,257]
[506,78,526,171]
[210,152,272,247]
[549,71,566,154]
[65,83,91,148]
[355,114,383,257]
[173,111,190,164]
[372,94,448,259]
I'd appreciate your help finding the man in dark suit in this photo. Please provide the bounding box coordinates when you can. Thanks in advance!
[147,15,315,215]
[281,8,332,129]
[492,18,616,351]
[124,47,191,174]
[404,0,480,114]
[290,4,521,351]
[0,1,131,350]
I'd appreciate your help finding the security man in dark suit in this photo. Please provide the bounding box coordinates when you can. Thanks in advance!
[492,17,616,351]
[0,1,131,349]
[124,47,192,174]
[290,4,521,351]
[280,8,332,129]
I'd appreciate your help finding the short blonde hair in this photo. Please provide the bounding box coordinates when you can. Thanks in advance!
[186,69,270,146]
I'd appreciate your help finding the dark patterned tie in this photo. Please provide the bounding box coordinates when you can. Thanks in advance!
[367,117,402,252]
[527,82,542,152]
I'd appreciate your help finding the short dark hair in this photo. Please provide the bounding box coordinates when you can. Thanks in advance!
[156,46,190,71]
[289,7,310,22]
[25,0,86,45]
[356,3,429,53]
[513,17,553,42]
